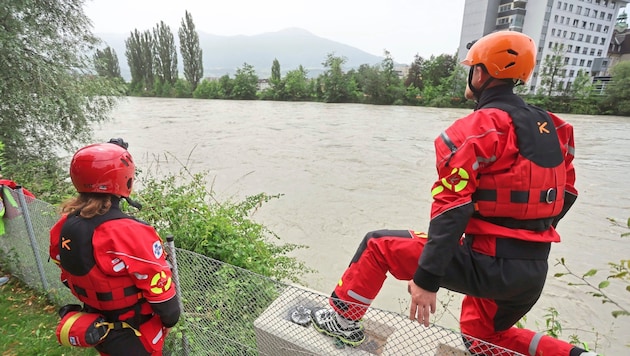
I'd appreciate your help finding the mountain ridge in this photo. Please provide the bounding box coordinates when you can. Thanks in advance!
[97,28,388,80]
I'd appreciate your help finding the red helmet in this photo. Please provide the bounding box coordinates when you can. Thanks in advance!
[70,143,135,197]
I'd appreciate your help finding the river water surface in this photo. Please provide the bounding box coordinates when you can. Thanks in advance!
[94,97,629,354]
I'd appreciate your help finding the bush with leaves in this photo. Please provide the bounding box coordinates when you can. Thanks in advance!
[132,165,312,284]
[554,217,630,319]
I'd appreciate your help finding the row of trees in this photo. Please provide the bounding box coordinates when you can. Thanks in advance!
[94,9,630,115]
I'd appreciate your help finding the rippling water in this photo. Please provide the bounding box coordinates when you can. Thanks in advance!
[95,97,630,354]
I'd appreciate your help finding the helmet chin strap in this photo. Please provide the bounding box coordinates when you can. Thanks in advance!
[467,65,495,100]
[123,196,143,210]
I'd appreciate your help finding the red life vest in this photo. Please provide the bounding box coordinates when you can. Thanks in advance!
[59,210,142,312]
[472,103,565,230]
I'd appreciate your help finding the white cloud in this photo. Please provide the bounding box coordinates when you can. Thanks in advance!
[84,0,466,65]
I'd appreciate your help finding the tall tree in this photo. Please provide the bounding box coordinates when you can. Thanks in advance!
[125,29,155,93]
[320,53,357,103]
[232,63,259,100]
[178,11,203,92]
[604,61,630,115]
[405,54,425,90]
[153,21,178,87]
[538,44,567,96]
[422,54,457,88]
[94,46,122,79]
[0,0,122,193]
[281,65,310,101]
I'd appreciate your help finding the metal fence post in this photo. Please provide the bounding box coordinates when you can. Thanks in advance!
[165,234,190,356]
[16,186,49,291]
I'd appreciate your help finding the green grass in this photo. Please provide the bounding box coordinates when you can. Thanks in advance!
[0,274,95,356]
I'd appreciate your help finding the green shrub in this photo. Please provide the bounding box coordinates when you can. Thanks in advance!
[133,167,313,284]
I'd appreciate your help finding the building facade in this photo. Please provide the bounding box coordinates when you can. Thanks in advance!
[458,0,629,94]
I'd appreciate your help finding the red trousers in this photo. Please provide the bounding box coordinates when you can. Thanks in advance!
[329,229,575,356]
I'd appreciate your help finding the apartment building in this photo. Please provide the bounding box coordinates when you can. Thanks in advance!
[457,0,629,94]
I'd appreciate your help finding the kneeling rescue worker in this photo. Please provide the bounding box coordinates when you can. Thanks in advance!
[311,31,596,356]
[50,139,180,355]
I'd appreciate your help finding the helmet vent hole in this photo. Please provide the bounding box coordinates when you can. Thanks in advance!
[505,62,516,69]
[507,49,518,56]
[120,158,129,167]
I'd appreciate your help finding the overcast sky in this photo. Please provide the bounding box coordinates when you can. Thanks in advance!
[84,0,467,64]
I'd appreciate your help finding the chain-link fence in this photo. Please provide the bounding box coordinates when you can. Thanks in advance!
[0,187,522,355]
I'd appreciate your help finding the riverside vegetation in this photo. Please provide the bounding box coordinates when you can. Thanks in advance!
[0,1,628,354]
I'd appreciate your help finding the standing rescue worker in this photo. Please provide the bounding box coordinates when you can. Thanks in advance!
[312,31,593,356]
[49,140,180,355]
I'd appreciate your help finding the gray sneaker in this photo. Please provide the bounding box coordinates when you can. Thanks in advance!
[0,276,9,286]
[311,308,365,346]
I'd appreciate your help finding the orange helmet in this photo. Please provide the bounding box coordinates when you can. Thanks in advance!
[70,143,135,197]
[462,31,536,83]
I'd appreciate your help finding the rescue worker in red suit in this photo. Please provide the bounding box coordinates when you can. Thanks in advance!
[49,139,180,355]
[312,31,593,356]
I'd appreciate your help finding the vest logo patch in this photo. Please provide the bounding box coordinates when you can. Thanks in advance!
[537,121,550,134]
[150,271,172,294]
[152,241,163,259]
[441,168,470,193]
[61,236,71,250]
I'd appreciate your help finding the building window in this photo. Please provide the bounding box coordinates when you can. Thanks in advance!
[570,70,575,77]
[593,36,599,44]
[577,5,583,14]
[600,37,605,45]
[565,57,571,64]
[558,1,562,9]
[582,47,588,54]
[555,14,559,22]
[572,58,578,65]
[580,59,585,66]
[584,8,590,16]
[549,41,554,49]
[586,35,591,42]
[593,9,598,17]
[564,3,568,10]
[603,25,609,33]
[563,30,568,38]
[573,19,579,26]
[578,33,584,41]
[607,13,612,21]
[571,32,576,39]
[587,60,593,67]
[596,24,602,31]
[590,48,595,55]
[589,22,595,30]
[575,46,581,53]
[568,44,573,51]
[597,49,603,56]
[600,12,605,19]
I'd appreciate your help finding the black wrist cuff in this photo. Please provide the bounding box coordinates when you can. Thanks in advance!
[413,267,441,293]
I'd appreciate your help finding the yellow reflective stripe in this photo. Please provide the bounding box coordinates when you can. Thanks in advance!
[431,185,444,197]
[454,168,469,192]
[59,313,83,346]
[1,187,19,208]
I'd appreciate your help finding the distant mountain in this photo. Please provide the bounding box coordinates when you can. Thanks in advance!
[97,28,386,80]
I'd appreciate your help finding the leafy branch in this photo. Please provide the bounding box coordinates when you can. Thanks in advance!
[554,257,630,319]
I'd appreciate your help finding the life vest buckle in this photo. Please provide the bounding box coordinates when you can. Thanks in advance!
[544,188,556,204]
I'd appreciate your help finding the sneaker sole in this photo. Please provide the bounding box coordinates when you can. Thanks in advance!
[312,321,366,347]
